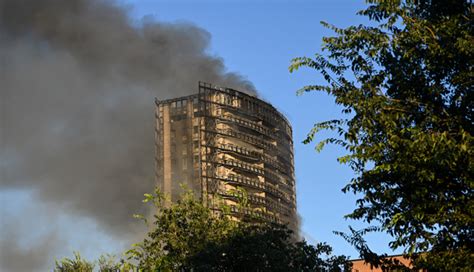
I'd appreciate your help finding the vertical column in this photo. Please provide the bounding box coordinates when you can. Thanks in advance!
[162,104,172,203]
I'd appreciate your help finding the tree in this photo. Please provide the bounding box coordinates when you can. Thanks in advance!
[189,224,350,271]
[127,189,351,271]
[290,0,473,269]
[55,189,351,271]
[126,190,237,271]
[54,252,94,272]
[54,253,130,272]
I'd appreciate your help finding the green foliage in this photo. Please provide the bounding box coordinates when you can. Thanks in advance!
[55,253,132,272]
[56,188,351,271]
[190,223,351,272]
[97,255,125,272]
[290,0,473,270]
[335,227,413,272]
[126,189,237,271]
[54,252,94,272]
[127,188,351,271]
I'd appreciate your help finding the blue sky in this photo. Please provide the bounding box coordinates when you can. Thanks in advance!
[123,0,399,257]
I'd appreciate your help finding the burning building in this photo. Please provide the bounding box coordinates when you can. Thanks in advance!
[155,82,297,227]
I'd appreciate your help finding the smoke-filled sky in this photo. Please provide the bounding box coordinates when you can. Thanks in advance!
[0,0,256,270]
[0,0,397,271]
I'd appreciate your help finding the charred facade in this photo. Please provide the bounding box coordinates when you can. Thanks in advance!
[155,82,297,227]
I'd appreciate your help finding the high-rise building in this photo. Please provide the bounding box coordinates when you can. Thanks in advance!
[155,82,297,227]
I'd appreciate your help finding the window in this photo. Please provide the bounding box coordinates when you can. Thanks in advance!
[182,158,187,170]
[171,144,176,153]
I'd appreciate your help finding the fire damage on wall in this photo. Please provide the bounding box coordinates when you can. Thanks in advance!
[155,82,297,229]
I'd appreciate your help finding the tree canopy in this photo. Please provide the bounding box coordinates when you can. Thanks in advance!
[290,0,473,270]
[54,189,351,271]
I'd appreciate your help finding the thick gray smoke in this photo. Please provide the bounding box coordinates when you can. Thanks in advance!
[0,0,255,270]
[0,195,65,271]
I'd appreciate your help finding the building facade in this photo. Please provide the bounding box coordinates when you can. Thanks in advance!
[350,254,426,272]
[155,82,297,227]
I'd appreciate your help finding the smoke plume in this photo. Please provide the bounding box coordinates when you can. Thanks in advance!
[0,0,255,270]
